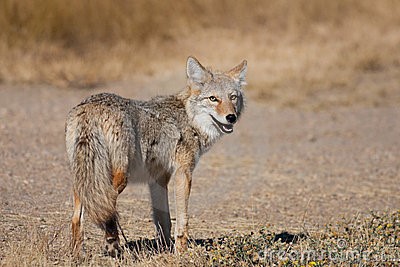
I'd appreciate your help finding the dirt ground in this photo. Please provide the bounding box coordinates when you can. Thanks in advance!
[0,73,399,262]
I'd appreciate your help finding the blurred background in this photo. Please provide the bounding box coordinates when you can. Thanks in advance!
[0,0,399,109]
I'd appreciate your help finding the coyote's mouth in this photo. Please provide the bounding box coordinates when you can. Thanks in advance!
[210,115,233,134]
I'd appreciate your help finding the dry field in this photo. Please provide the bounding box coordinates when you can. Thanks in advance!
[0,1,399,266]
[1,0,400,109]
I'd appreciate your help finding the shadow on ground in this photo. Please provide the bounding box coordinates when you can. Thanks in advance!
[122,231,306,257]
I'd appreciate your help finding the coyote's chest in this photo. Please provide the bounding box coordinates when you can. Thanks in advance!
[127,117,203,183]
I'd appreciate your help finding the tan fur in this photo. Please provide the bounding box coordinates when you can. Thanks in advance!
[71,190,83,255]
[112,171,127,194]
[216,101,235,116]
[65,56,247,256]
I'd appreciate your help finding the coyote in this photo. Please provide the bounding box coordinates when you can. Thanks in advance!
[65,56,247,256]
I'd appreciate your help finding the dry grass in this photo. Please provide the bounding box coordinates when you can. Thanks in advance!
[1,211,398,266]
[0,2,399,265]
[205,210,399,266]
[0,0,400,109]
[1,0,399,45]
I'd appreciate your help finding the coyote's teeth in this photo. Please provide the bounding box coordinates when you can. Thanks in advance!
[222,125,233,133]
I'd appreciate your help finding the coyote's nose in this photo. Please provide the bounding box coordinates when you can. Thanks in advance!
[226,114,237,124]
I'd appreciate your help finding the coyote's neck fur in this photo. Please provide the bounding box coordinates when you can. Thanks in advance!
[178,89,222,152]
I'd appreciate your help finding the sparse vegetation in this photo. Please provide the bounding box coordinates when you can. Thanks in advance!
[204,210,399,266]
[2,211,398,266]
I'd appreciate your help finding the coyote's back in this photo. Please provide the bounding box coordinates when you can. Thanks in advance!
[66,56,247,257]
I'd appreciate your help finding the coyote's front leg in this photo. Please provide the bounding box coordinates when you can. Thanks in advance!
[149,176,172,250]
[174,167,192,253]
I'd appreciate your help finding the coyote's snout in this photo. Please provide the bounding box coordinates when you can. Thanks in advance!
[65,56,247,256]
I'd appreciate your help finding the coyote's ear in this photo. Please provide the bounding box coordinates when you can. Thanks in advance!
[226,60,247,86]
[186,56,210,84]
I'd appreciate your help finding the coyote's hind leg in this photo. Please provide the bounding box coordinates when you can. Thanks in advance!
[102,170,127,257]
[103,215,121,258]
[71,190,84,256]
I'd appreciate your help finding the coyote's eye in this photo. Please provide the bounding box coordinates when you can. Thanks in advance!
[208,96,218,102]
[230,95,237,101]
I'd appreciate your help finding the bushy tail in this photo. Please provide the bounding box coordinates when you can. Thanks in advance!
[70,125,118,229]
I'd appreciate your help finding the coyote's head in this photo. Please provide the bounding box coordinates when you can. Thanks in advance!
[185,56,247,141]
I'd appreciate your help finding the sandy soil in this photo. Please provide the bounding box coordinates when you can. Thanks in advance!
[0,75,399,259]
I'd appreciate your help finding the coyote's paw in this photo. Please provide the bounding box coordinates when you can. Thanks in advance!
[104,237,122,258]
[174,235,188,254]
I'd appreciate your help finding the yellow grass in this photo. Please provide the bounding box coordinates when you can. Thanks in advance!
[1,0,400,108]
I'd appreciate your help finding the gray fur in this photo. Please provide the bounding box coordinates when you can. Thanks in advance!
[66,56,247,255]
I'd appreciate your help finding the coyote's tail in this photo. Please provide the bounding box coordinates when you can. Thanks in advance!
[71,124,118,229]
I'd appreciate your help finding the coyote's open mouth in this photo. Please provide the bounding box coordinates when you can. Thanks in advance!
[210,115,233,134]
